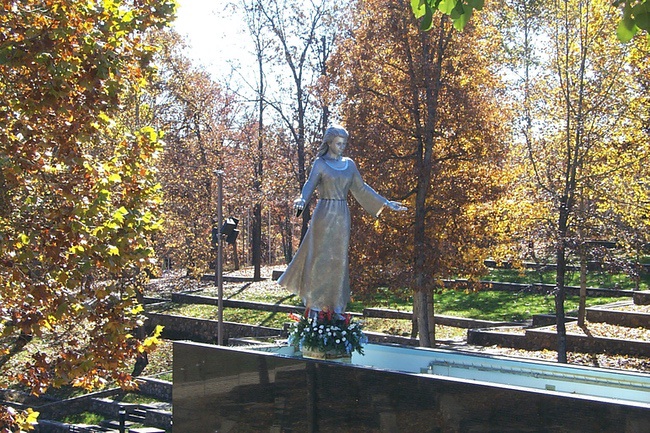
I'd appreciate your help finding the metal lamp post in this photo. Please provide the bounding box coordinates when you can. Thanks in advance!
[212,170,239,346]
[214,170,224,346]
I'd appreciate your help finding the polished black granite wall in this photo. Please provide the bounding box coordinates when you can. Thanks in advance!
[173,342,650,433]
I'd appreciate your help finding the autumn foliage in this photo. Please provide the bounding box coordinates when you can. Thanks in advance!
[329,0,510,344]
[0,1,648,429]
[0,0,174,430]
[142,30,240,276]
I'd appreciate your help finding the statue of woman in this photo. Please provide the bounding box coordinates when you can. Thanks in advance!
[278,125,406,317]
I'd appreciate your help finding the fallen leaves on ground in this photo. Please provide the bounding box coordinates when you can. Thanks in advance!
[144,267,650,375]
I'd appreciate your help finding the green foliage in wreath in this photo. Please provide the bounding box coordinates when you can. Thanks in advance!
[287,311,367,355]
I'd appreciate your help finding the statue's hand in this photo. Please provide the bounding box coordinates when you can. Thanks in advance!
[386,200,407,211]
[293,198,305,212]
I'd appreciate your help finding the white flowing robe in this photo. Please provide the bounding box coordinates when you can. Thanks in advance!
[278,157,387,313]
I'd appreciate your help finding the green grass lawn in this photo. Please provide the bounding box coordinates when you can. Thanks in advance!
[154,287,621,325]
[61,412,105,425]
[150,303,293,329]
[486,267,650,291]
[160,265,644,325]
[351,288,619,322]
[432,289,619,322]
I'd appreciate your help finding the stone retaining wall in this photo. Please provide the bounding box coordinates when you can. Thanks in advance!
[531,314,577,327]
[145,312,281,345]
[364,331,419,346]
[363,308,517,328]
[526,327,650,357]
[468,327,650,357]
[145,408,172,430]
[34,420,79,433]
[89,397,172,431]
[136,377,172,402]
[587,304,650,328]
[35,388,122,419]
[633,290,650,305]
[171,292,310,315]
[448,280,634,297]
[467,328,533,350]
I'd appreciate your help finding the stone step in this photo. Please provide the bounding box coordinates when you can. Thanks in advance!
[100,419,136,430]
[128,428,166,433]
[128,408,147,422]
[128,415,147,424]
[633,290,650,305]
[69,425,117,433]
[586,300,649,328]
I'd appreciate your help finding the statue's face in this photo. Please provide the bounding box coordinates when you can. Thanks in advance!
[329,137,347,158]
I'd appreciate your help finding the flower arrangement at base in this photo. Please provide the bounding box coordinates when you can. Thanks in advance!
[287,310,367,359]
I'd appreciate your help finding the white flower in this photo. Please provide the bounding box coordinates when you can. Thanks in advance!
[336,339,341,344]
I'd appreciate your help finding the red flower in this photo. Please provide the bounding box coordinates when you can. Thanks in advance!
[289,312,302,322]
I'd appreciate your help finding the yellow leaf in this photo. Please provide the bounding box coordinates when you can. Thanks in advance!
[69,245,85,254]
[113,206,128,223]
[27,409,40,422]
[129,304,144,314]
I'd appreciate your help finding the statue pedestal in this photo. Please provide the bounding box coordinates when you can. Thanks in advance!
[173,342,650,432]
[301,347,352,362]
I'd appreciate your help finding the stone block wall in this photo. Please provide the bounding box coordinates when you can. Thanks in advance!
[145,312,281,345]
[136,377,172,402]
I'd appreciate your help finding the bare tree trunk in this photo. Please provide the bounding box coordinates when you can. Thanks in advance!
[413,292,427,346]
[555,203,569,363]
[578,245,587,327]
[427,290,435,344]
[232,240,240,270]
[412,293,419,338]
[317,35,331,134]
[296,84,309,242]
[247,0,267,281]
[255,0,326,243]
[252,204,262,280]
[278,205,294,263]
[409,20,451,347]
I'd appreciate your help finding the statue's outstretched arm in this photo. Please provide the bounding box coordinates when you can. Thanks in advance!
[294,159,323,214]
[384,200,407,212]
[349,160,407,216]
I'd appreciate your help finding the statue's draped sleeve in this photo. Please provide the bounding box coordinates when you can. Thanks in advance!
[349,160,387,217]
[299,159,324,204]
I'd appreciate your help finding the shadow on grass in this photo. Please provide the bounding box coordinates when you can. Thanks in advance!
[432,290,555,322]
[226,282,252,300]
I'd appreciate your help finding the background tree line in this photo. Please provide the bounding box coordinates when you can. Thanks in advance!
[1,0,648,429]
[154,0,648,356]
